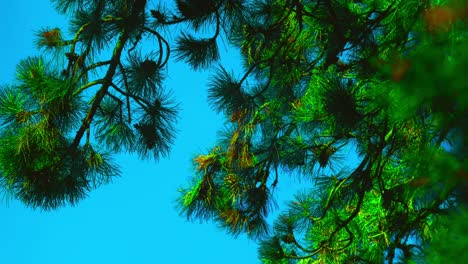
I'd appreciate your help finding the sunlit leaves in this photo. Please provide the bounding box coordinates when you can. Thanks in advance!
[178,144,276,238]
[286,192,322,229]
[16,56,48,93]
[194,148,221,171]
[174,33,220,70]
[223,173,241,202]
[178,175,220,220]
[179,147,224,220]
[10,56,85,132]
[239,23,277,64]
[0,86,30,127]
[226,131,256,168]
[218,208,248,234]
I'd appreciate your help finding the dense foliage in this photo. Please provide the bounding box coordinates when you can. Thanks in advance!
[0,0,466,263]
[172,0,467,263]
[0,0,179,209]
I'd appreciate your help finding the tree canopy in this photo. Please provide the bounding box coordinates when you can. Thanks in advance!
[0,0,180,209]
[172,0,467,263]
[1,0,467,263]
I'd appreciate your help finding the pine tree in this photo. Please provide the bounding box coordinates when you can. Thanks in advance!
[0,0,181,210]
[173,0,468,263]
[1,0,467,262]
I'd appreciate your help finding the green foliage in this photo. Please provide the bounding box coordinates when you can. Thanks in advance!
[174,0,468,263]
[2,0,467,262]
[421,210,468,263]
[0,0,179,210]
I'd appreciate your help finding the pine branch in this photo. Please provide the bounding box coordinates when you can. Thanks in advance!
[71,29,130,150]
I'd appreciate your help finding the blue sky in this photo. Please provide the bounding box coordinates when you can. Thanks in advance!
[0,1,311,263]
